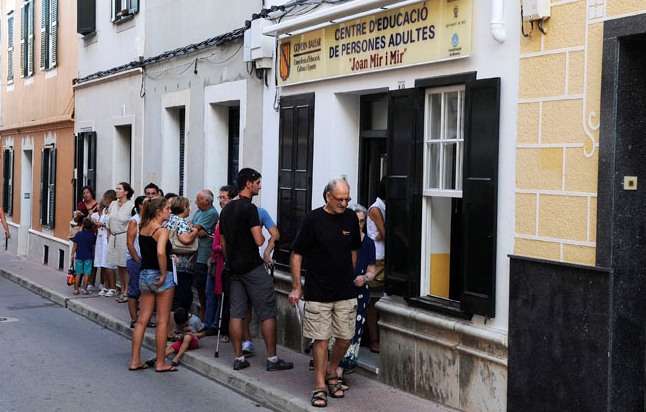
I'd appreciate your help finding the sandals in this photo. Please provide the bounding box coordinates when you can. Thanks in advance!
[337,376,349,392]
[116,294,128,303]
[311,388,328,408]
[325,376,345,399]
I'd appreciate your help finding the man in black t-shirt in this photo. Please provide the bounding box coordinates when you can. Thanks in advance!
[289,178,361,406]
[219,168,293,372]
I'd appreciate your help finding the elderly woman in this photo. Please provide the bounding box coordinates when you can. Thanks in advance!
[331,203,376,388]
[166,196,200,314]
[107,182,135,303]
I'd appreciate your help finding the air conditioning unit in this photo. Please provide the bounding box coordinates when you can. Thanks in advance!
[521,0,550,22]
[244,18,274,69]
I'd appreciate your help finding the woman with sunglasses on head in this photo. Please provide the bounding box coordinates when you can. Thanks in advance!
[129,196,177,372]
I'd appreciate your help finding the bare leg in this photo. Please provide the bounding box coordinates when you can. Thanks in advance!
[312,339,329,389]
[102,267,115,290]
[154,288,175,370]
[367,297,380,352]
[118,266,129,296]
[260,317,277,357]
[128,297,138,323]
[172,334,193,364]
[230,318,244,357]
[130,292,154,369]
[243,303,253,342]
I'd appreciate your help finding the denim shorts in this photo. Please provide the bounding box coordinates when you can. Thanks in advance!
[139,268,175,294]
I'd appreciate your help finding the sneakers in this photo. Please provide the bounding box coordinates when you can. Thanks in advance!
[98,288,107,296]
[233,358,250,370]
[266,357,293,371]
[242,340,255,355]
[87,285,95,292]
[105,289,116,297]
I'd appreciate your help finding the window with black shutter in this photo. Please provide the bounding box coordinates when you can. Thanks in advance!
[2,148,14,215]
[73,132,97,209]
[274,93,314,269]
[385,74,501,318]
[40,0,57,70]
[40,146,56,228]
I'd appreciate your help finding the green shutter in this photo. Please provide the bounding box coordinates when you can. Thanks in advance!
[28,1,34,76]
[7,15,13,82]
[49,148,56,227]
[51,0,57,67]
[20,5,25,77]
[40,147,46,225]
[40,0,47,70]
[460,78,501,317]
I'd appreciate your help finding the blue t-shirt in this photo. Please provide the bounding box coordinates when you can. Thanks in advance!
[258,207,276,230]
[73,230,97,260]
[192,206,218,264]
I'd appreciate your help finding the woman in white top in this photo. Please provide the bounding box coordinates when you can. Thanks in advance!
[366,179,386,354]
[107,182,135,303]
[94,191,118,296]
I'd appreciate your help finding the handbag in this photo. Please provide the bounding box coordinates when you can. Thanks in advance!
[67,265,75,286]
[170,220,198,255]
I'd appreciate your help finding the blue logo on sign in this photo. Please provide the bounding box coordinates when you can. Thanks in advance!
[452,33,459,47]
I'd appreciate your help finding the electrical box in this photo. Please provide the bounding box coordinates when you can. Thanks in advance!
[522,0,550,22]
[243,18,274,69]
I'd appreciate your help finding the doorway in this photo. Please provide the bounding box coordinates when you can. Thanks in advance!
[114,125,132,186]
[359,94,388,207]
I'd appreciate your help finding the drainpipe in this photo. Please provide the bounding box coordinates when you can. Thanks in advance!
[490,0,506,43]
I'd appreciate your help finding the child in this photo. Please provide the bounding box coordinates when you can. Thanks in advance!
[147,308,205,367]
[71,217,97,295]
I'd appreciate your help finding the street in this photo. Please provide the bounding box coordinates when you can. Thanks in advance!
[0,276,267,412]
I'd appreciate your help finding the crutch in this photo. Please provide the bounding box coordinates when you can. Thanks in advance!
[214,287,225,358]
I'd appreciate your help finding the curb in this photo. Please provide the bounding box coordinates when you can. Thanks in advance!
[0,267,311,412]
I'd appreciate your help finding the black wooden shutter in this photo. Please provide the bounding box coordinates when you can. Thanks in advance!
[73,133,84,210]
[275,93,314,268]
[384,89,422,297]
[460,78,501,317]
[2,149,13,214]
[49,148,57,227]
[178,108,185,196]
[40,147,46,225]
[87,132,97,191]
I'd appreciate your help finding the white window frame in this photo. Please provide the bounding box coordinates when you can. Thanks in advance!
[422,86,465,198]
[111,0,139,23]
[420,85,466,298]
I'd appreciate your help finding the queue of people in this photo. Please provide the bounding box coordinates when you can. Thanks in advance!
[66,170,386,408]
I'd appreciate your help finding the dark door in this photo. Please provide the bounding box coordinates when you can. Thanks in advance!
[275,93,314,268]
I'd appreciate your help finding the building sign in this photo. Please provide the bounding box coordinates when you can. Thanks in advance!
[278,0,472,86]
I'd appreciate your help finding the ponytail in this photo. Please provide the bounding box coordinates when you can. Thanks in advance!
[140,196,166,228]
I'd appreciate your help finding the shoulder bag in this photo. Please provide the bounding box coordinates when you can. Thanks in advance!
[170,220,198,255]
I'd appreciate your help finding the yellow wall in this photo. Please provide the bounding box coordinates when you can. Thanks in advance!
[515,1,646,265]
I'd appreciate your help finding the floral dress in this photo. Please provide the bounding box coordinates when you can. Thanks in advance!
[338,235,376,372]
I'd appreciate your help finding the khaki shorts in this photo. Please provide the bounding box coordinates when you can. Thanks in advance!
[303,298,357,341]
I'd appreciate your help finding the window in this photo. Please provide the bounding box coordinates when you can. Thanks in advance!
[178,108,185,196]
[40,145,56,227]
[111,0,139,23]
[386,75,501,318]
[73,132,96,211]
[7,12,14,83]
[2,148,14,215]
[40,0,57,70]
[20,0,34,78]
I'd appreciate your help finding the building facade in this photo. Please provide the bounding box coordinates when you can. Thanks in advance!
[510,1,646,410]
[261,1,516,410]
[1,0,77,268]
[74,0,264,203]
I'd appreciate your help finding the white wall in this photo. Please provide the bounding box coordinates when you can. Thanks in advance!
[260,0,520,331]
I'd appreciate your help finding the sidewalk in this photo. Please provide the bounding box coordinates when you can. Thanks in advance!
[0,249,454,411]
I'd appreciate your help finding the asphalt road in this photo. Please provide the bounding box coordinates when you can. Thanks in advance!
[0,276,268,412]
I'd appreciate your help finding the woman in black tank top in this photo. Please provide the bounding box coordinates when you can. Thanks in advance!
[129,196,178,372]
